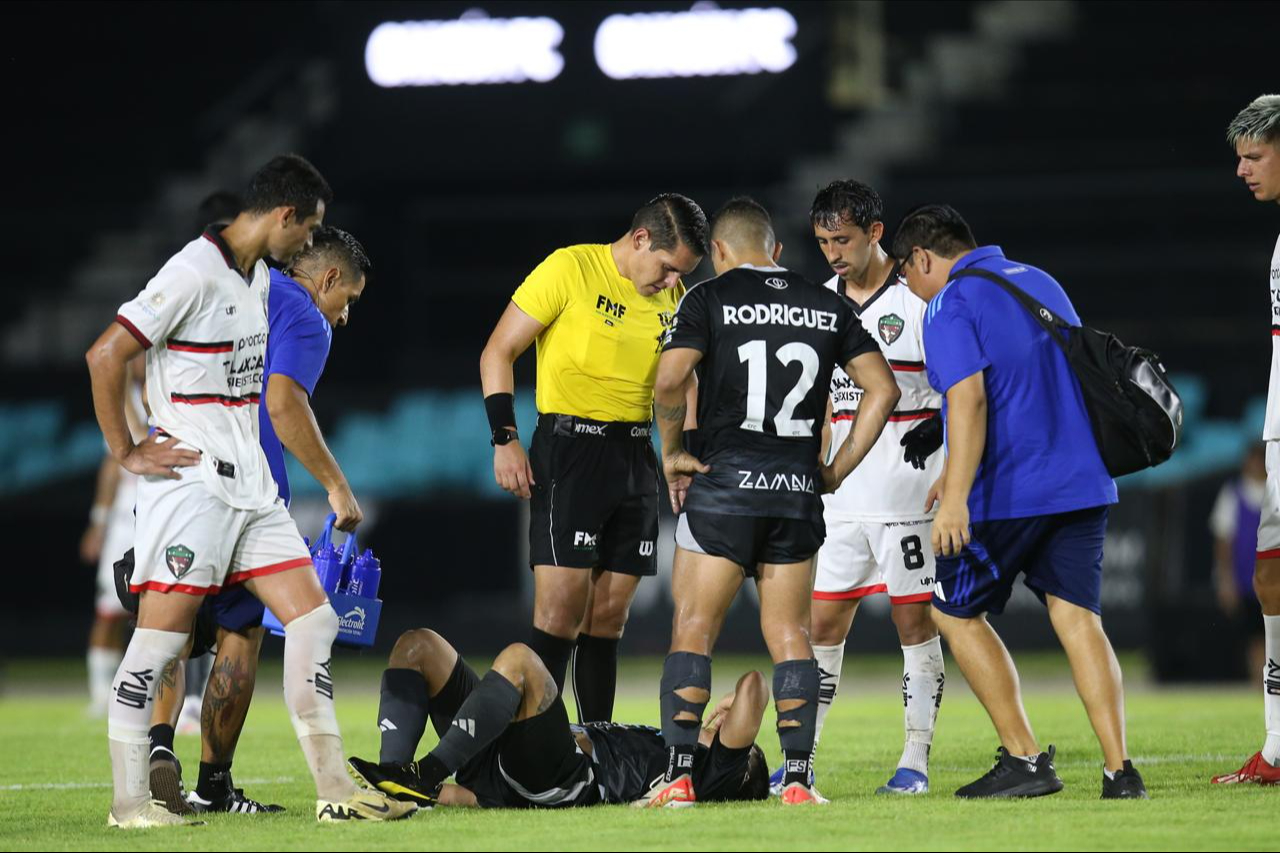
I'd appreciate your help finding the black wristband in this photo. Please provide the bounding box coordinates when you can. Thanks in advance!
[484,393,517,432]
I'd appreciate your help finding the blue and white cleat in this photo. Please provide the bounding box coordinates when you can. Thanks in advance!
[876,767,928,795]
[769,765,816,797]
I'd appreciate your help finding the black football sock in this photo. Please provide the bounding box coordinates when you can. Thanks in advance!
[421,671,522,789]
[149,723,176,758]
[528,628,574,695]
[775,659,820,786]
[196,761,232,801]
[660,651,711,782]
[378,668,430,765]
[572,634,619,723]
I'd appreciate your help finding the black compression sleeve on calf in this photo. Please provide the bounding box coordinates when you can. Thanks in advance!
[378,668,430,765]
[660,652,711,782]
[774,659,820,785]
[528,628,574,696]
[572,634,619,723]
[484,393,517,431]
[424,670,522,785]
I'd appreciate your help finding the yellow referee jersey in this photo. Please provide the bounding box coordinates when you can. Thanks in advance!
[512,244,682,423]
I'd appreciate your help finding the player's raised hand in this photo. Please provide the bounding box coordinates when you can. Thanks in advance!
[494,441,536,499]
[120,432,202,479]
[328,483,363,532]
[663,450,710,514]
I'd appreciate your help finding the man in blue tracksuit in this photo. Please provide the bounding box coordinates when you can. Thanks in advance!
[892,204,1146,800]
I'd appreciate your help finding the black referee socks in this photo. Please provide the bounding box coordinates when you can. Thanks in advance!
[378,668,430,765]
[572,634,619,723]
[528,628,574,696]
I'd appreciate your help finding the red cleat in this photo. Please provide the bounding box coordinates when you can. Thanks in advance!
[640,774,696,808]
[779,782,829,805]
[1211,752,1280,785]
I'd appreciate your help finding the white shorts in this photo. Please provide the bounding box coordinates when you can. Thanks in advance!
[813,518,936,605]
[131,472,311,595]
[95,513,135,618]
[1258,441,1280,557]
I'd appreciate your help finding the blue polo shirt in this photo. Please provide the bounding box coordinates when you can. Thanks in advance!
[259,268,332,505]
[922,246,1116,522]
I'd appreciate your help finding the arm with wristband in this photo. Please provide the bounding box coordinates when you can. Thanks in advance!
[479,302,547,499]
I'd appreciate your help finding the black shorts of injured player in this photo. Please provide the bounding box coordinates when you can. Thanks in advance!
[644,198,900,807]
[347,628,771,808]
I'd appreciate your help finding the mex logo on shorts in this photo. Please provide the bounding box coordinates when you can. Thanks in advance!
[878,313,904,345]
[165,544,195,580]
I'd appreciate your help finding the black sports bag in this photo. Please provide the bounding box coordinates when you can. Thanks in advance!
[950,268,1183,477]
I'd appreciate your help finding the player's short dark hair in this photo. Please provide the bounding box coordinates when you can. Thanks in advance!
[243,154,333,219]
[631,193,709,256]
[734,744,770,801]
[711,196,776,253]
[291,225,371,282]
[196,190,243,232]
[810,179,883,232]
[891,204,977,262]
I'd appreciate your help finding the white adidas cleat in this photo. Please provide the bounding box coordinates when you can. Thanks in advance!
[107,799,192,829]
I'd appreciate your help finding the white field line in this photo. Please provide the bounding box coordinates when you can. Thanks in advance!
[0,776,295,792]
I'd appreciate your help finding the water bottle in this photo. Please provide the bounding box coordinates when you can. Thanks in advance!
[337,530,359,592]
[348,548,382,598]
[313,542,343,594]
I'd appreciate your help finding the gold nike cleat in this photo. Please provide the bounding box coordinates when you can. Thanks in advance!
[316,789,418,822]
[107,800,194,828]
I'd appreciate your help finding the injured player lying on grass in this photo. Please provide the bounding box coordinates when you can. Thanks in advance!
[346,628,771,808]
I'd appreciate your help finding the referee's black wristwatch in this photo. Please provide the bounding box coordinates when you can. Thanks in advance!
[490,427,519,447]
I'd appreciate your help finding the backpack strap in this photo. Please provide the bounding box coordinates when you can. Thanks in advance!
[947,268,1072,355]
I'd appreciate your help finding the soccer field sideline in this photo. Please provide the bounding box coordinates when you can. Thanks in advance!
[2,653,1275,851]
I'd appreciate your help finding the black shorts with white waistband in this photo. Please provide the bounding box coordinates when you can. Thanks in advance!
[527,413,660,577]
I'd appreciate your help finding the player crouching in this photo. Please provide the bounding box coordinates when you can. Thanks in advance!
[347,628,771,809]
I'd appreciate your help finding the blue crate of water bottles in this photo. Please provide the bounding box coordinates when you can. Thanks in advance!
[262,513,382,648]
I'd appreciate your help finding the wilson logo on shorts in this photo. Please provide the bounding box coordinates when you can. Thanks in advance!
[164,544,195,580]
[878,313,905,345]
[639,540,655,556]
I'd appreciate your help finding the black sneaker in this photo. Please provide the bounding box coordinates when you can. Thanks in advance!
[1101,760,1148,799]
[187,787,285,814]
[955,746,1065,799]
[347,756,441,806]
[148,748,196,816]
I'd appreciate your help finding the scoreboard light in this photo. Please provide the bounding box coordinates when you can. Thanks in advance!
[594,2,798,80]
[365,11,565,87]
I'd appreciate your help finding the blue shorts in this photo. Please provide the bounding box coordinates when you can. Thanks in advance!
[201,584,266,634]
[932,506,1109,618]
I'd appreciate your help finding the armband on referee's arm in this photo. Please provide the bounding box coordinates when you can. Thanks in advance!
[484,393,517,431]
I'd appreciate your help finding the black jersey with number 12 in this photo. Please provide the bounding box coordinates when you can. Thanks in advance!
[663,266,878,520]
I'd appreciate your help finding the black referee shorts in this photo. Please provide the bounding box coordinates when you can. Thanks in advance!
[528,414,659,577]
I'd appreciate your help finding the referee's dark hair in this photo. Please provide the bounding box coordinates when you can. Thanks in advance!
[632,193,709,256]
[711,196,776,254]
[291,225,372,282]
[891,204,977,262]
[243,154,334,220]
[810,179,883,232]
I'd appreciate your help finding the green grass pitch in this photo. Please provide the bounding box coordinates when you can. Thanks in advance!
[1,651,1274,851]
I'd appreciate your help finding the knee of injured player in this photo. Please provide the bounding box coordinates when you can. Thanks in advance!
[490,643,546,694]
[389,628,452,670]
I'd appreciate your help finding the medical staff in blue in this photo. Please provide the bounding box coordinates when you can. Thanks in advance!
[892,204,1147,801]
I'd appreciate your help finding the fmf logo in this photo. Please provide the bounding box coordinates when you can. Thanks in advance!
[596,295,627,326]
[573,531,597,549]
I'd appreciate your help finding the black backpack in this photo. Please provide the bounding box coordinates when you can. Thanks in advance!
[950,268,1183,477]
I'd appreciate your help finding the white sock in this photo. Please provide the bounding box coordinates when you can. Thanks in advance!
[284,604,354,801]
[899,636,945,774]
[87,647,122,713]
[1263,615,1280,765]
[107,628,189,818]
[812,643,845,751]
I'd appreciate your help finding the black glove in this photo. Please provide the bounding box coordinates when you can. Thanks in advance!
[900,415,943,470]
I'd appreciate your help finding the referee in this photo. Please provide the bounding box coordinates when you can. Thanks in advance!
[479,194,708,723]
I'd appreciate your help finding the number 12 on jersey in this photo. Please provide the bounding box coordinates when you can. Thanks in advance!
[738,339,820,437]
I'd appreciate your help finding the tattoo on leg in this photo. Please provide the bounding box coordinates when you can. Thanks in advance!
[535,670,558,715]
[156,658,181,704]
[201,654,256,763]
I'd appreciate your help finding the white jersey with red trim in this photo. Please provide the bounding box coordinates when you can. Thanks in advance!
[116,228,276,510]
[1266,234,1280,441]
[822,271,943,521]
